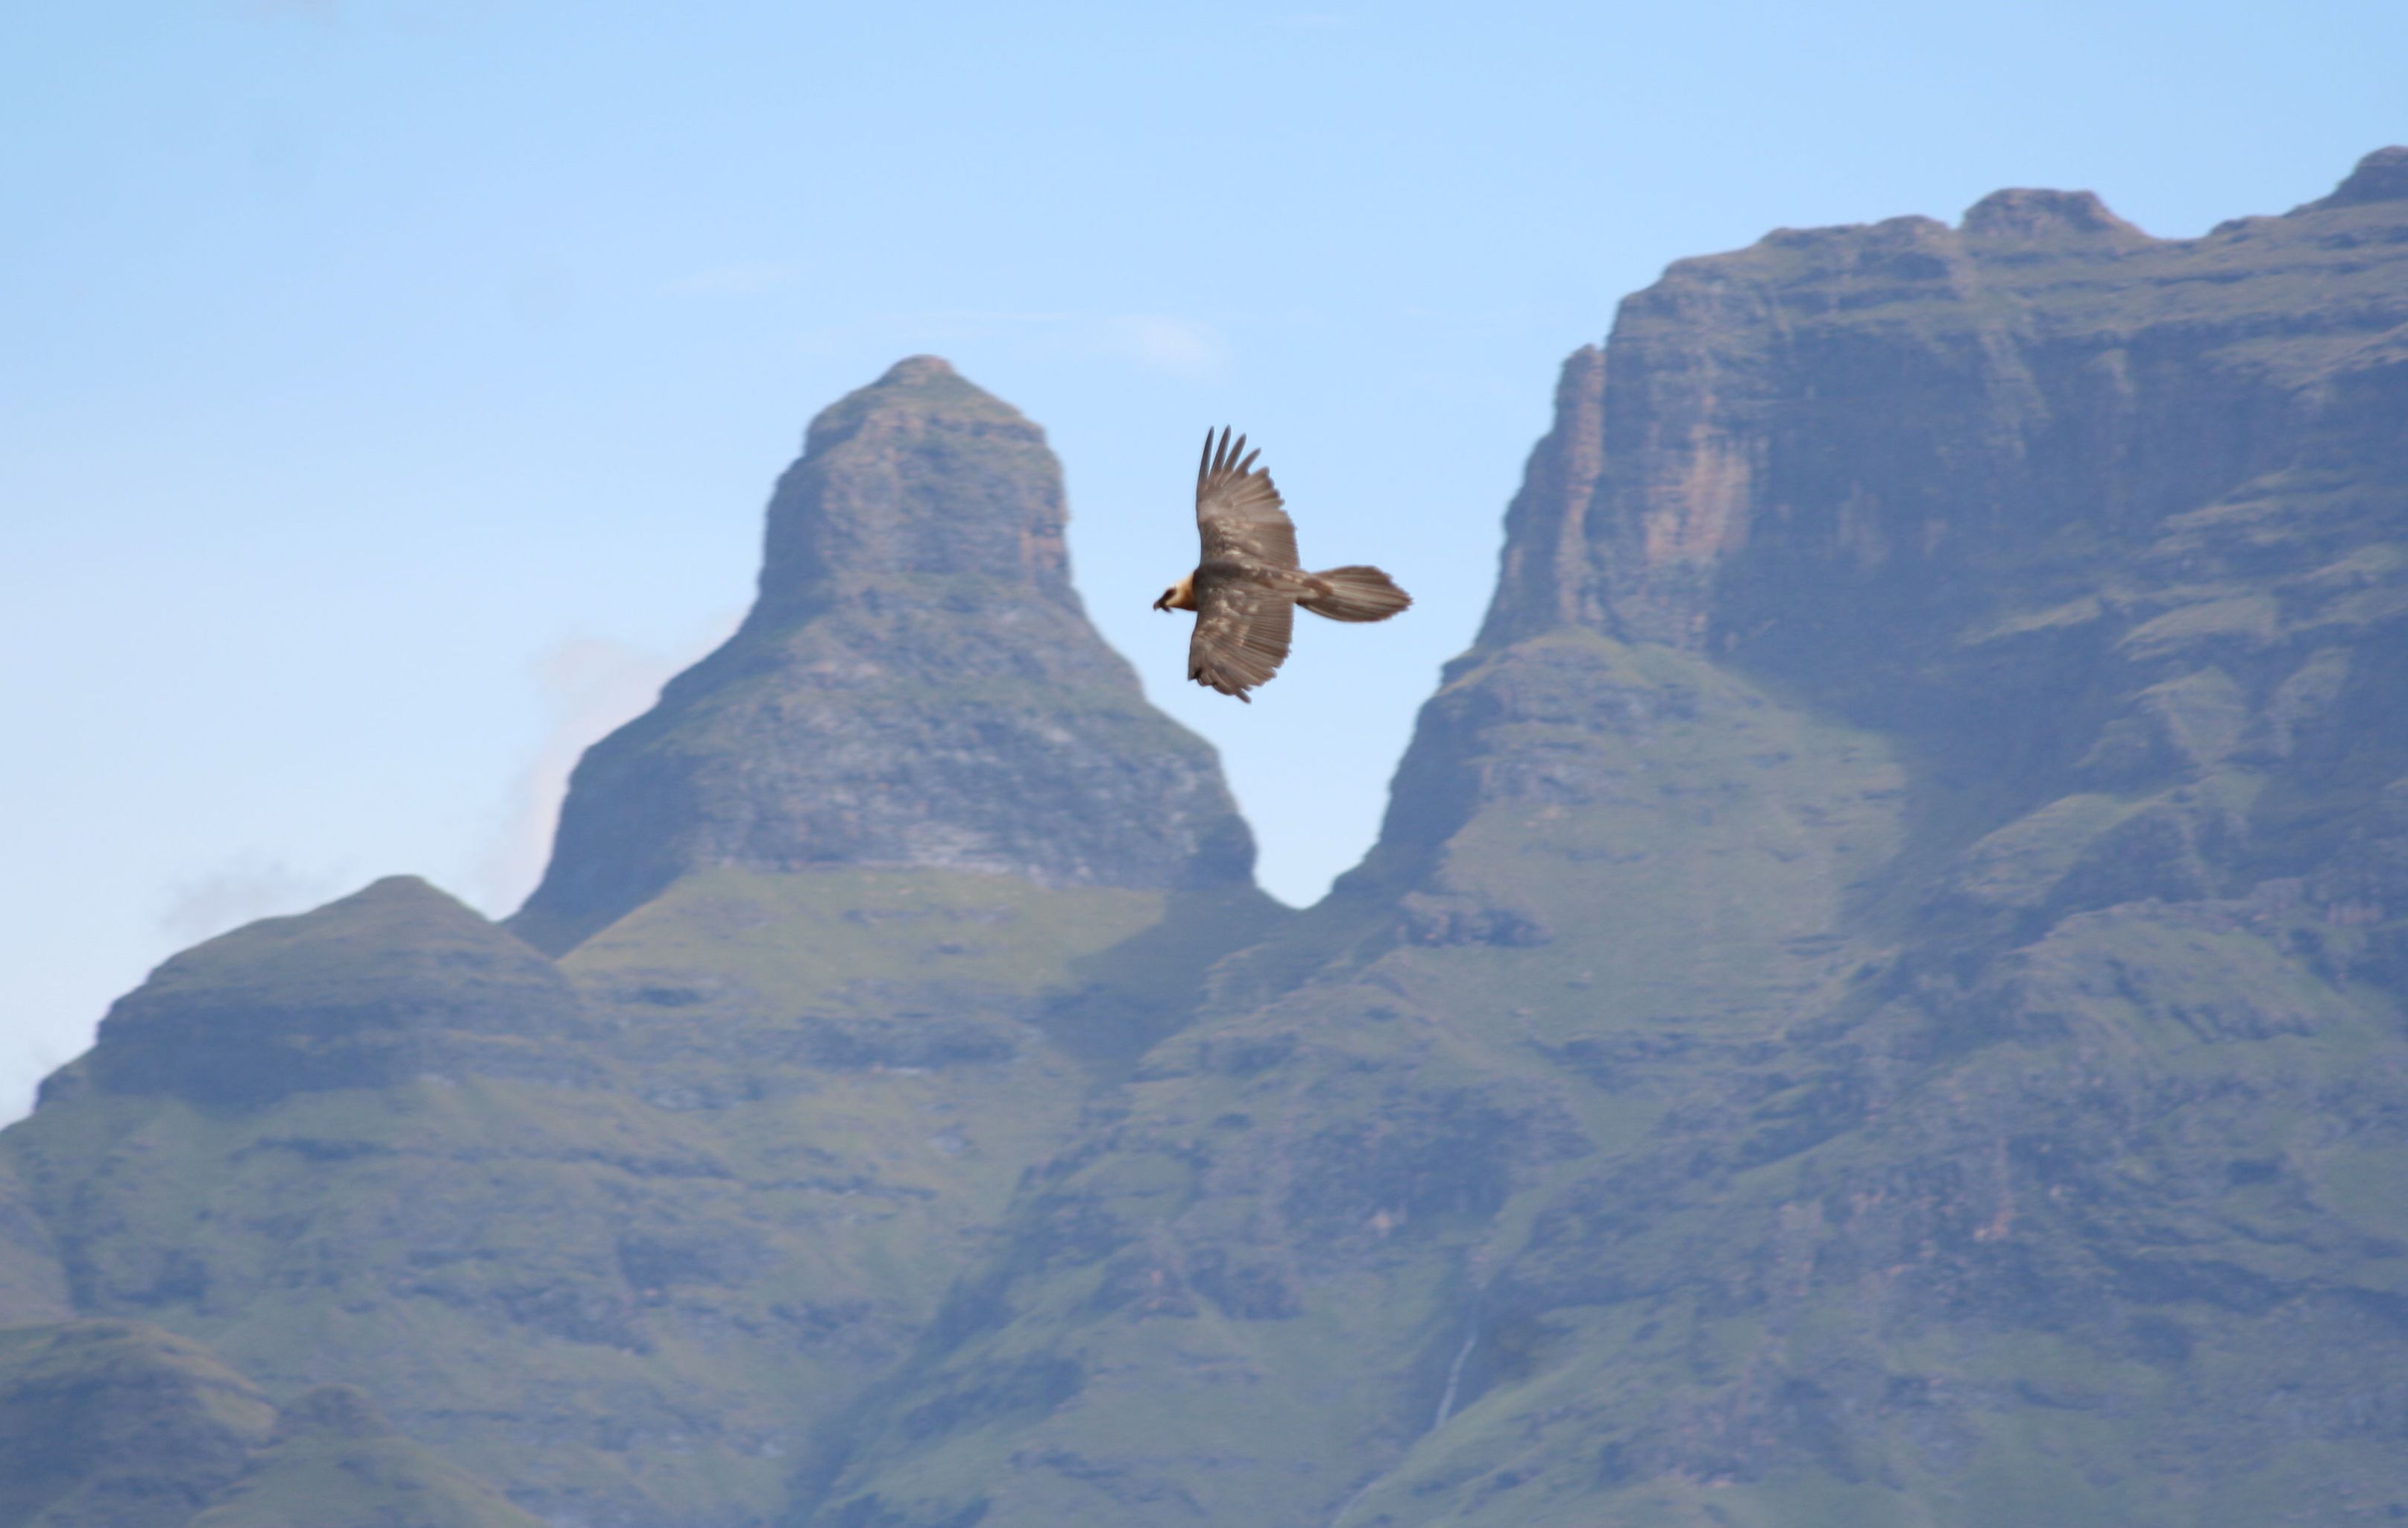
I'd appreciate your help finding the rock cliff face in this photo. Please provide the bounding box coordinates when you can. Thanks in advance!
[514,356,1255,955]
[6,154,2407,1528]
[803,150,2408,1527]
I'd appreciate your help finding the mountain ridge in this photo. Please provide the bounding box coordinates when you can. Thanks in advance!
[5,148,2407,1528]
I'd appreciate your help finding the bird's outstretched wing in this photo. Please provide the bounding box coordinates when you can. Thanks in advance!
[1196,426,1299,569]
[1188,578,1295,703]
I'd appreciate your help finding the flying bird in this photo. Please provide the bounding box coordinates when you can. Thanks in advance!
[1154,428,1411,701]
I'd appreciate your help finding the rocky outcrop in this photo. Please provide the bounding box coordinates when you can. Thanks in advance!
[513,356,1255,953]
[1476,344,1607,647]
[1563,148,2400,661]
[1403,145,2408,879]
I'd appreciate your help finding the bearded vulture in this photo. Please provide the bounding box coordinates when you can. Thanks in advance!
[1153,427,1411,701]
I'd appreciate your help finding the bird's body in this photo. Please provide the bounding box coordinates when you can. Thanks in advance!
[1154,428,1411,701]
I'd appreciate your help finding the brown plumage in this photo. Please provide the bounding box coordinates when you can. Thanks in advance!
[1153,427,1411,701]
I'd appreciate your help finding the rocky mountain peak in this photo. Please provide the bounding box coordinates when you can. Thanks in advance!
[511,359,1256,953]
[864,353,955,387]
[1960,186,2147,243]
[2307,143,2408,208]
[751,353,1075,629]
[1466,151,2408,675]
[1387,148,2408,903]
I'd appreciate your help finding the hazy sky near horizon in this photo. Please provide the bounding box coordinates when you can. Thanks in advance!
[4,0,2401,1122]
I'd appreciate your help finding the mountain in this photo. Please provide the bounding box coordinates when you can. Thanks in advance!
[512,354,1255,954]
[6,151,2408,1528]
[798,148,2408,1526]
[0,360,1280,1528]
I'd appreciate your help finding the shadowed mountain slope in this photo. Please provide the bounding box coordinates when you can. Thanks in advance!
[0,1164,69,1329]
[186,1383,549,1528]
[0,1321,274,1528]
[0,1323,541,1528]
[801,148,2408,1528]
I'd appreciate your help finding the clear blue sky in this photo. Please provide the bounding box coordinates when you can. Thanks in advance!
[4,0,2401,1120]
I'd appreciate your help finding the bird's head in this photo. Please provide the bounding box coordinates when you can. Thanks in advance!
[1153,572,1197,613]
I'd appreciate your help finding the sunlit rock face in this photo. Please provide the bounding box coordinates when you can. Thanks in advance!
[514,356,1255,955]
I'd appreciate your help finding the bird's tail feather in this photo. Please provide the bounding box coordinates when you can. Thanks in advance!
[1301,565,1411,622]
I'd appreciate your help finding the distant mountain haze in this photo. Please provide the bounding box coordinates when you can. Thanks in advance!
[3,149,2405,1528]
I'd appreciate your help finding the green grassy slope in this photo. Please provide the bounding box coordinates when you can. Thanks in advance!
[806,637,1918,1525]
[188,1385,547,1528]
[0,1322,543,1528]
[0,1320,271,1528]
[0,866,1282,1528]
[815,626,2408,1528]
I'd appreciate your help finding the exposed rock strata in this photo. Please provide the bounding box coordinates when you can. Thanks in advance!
[514,356,1254,954]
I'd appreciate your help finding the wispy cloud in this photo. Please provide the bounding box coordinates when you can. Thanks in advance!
[157,859,344,946]
[472,616,740,917]
[1105,314,1232,378]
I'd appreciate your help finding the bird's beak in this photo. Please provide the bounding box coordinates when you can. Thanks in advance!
[1152,593,1170,612]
